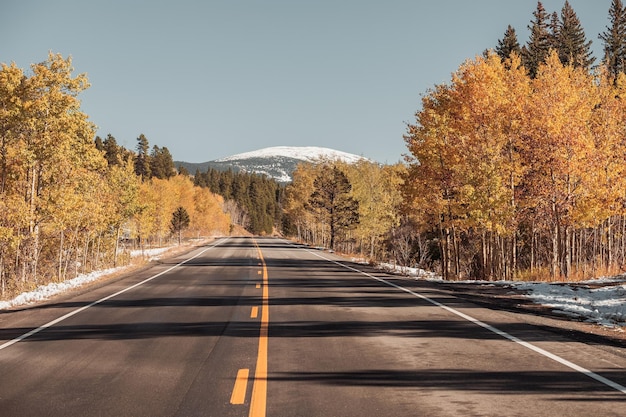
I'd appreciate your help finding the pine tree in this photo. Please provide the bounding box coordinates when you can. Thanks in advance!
[170,206,190,245]
[309,165,359,251]
[496,25,522,61]
[522,1,552,78]
[177,165,190,176]
[149,145,175,179]
[549,11,560,50]
[94,136,104,152]
[556,0,595,70]
[103,134,121,167]
[599,0,626,78]
[134,134,151,179]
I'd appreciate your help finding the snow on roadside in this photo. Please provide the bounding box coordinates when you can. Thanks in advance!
[0,267,124,310]
[130,246,173,261]
[0,245,177,310]
[373,261,626,329]
[509,280,626,328]
[3,246,626,330]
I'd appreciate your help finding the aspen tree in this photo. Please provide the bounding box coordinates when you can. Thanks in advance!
[520,52,596,279]
[346,160,404,260]
[284,163,320,242]
[404,82,462,279]
[18,53,96,284]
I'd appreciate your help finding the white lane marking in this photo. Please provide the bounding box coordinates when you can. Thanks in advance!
[0,237,231,352]
[302,245,626,396]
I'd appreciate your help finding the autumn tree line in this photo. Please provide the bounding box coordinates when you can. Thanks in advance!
[0,53,230,298]
[282,1,626,282]
[402,0,626,281]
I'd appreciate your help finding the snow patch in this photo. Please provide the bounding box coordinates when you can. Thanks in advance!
[0,246,177,310]
[510,281,626,327]
[370,261,626,329]
[0,267,123,310]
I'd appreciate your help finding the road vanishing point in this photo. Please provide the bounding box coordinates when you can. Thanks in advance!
[0,237,625,416]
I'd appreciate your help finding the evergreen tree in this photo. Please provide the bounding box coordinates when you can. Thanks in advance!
[103,134,121,167]
[170,206,190,245]
[309,165,359,251]
[192,167,282,235]
[219,169,233,199]
[522,1,552,78]
[193,169,206,187]
[556,0,595,70]
[599,0,626,78]
[94,136,104,152]
[177,165,190,176]
[150,145,175,179]
[496,25,522,61]
[134,133,151,180]
[549,11,560,50]
[207,168,220,193]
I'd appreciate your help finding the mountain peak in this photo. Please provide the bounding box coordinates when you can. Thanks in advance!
[176,146,369,183]
[215,146,367,164]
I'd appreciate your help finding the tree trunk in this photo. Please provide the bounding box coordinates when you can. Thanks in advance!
[114,225,121,268]
[438,215,449,281]
[58,230,64,280]
[0,253,4,297]
[481,230,488,280]
[608,217,613,269]
[565,226,572,280]
[551,221,559,280]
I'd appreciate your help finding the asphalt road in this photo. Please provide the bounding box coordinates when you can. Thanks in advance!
[0,236,625,416]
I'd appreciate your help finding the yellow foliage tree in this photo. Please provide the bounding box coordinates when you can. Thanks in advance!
[520,51,598,278]
[345,160,404,259]
[404,48,626,281]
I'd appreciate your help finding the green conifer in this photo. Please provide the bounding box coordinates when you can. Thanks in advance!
[496,25,522,61]
[599,0,626,78]
[522,1,552,78]
[557,0,595,70]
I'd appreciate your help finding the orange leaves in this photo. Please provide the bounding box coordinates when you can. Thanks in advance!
[405,50,618,232]
[405,53,528,235]
[0,54,232,293]
[131,175,230,244]
[404,50,626,279]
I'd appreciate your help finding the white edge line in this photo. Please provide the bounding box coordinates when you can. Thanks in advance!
[0,237,231,351]
[300,244,626,396]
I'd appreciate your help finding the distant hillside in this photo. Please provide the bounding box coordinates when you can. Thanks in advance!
[175,146,369,183]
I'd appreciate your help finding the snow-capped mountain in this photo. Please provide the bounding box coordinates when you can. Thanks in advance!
[216,146,365,165]
[176,146,369,183]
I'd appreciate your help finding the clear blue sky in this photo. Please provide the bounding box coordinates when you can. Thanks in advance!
[0,0,612,164]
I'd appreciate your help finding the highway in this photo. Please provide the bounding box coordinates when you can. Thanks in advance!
[0,236,625,416]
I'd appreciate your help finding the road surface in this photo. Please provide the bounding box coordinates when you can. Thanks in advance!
[0,236,625,416]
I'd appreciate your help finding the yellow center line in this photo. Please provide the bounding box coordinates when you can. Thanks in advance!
[250,306,259,318]
[230,368,250,404]
[256,283,261,289]
[249,238,269,417]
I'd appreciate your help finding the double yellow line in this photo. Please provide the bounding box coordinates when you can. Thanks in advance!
[249,239,269,417]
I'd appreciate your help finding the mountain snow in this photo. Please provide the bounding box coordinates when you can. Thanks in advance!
[215,146,367,164]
